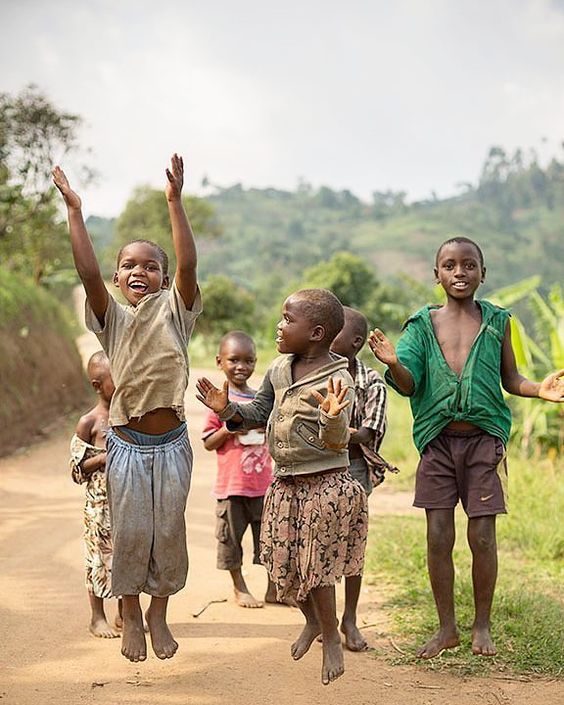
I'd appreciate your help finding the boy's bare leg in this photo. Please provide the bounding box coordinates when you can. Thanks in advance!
[291,595,321,660]
[265,577,298,607]
[88,593,119,638]
[121,595,147,661]
[230,567,263,608]
[417,508,460,659]
[311,585,345,685]
[114,597,123,630]
[341,575,369,651]
[467,515,497,656]
[145,595,178,659]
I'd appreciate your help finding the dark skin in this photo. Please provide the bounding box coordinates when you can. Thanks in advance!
[369,241,564,659]
[203,335,282,609]
[197,294,351,686]
[54,154,198,663]
[75,360,123,637]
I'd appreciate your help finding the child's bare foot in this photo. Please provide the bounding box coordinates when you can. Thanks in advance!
[114,614,123,630]
[235,588,263,608]
[145,608,178,659]
[321,633,345,685]
[264,587,298,608]
[472,626,496,656]
[416,629,460,659]
[340,619,369,651]
[89,616,120,639]
[291,622,321,660]
[121,615,147,662]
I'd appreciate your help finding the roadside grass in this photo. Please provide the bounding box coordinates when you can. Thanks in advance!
[365,447,564,678]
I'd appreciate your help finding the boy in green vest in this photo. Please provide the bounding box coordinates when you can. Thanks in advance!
[369,237,563,659]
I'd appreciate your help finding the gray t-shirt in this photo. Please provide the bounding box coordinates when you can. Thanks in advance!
[85,281,202,427]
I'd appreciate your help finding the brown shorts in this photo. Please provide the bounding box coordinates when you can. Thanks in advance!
[260,470,368,603]
[414,428,508,518]
[216,496,264,570]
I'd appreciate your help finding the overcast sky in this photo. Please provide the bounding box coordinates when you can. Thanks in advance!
[2,0,564,216]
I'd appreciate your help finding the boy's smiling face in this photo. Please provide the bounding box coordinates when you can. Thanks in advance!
[114,241,169,306]
[276,295,320,354]
[434,241,485,300]
[216,337,256,389]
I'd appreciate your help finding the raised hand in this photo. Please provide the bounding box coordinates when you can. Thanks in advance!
[538,369,564,402]
[311,376,350,417]
[165,153,184,202]
[368,328,397,365]
[196,377,229,413]
[52,166,82,209]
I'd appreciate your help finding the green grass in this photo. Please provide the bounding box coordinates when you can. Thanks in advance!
[365,428,564,677]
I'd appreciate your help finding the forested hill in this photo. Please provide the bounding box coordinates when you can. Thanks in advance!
[87,145,564,300]
[198,146,564,295]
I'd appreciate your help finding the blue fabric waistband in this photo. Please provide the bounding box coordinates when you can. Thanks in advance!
[116,422,186,446]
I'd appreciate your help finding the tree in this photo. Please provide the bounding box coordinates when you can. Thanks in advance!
[300,251,377,308]
[114,186,222,274]
[0,85,91,283]
[197,275,255,342]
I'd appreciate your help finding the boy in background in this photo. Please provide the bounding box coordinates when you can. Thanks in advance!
[70,351,122,638]
[202,331,274,608]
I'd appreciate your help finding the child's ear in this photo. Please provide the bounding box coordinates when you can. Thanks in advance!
[161,274,170,289]
[310,324,325,342]
[216,354,222,368]
[433,266,439,282]
[113,272,119,287]
[481,266,486,283]
[92,379,102,394]
[353,334,364,351]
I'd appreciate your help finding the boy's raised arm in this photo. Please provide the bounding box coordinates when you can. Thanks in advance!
[52,167,108,324]
[369,329,415,396]
[165,154,198,310]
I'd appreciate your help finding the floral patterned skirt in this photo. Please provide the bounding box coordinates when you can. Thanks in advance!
[260,470,368,602]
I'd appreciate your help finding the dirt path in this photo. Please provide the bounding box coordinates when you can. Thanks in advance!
[1,315,561,704]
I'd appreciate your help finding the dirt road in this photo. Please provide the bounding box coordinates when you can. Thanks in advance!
[1,322,561,704]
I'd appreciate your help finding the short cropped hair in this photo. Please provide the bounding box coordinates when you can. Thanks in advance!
[435,236,484,268]
[293,288,345,344]
[116,239,169,275]
[343,306,369,345]
[87,350,109,378]
[219,330,256,355]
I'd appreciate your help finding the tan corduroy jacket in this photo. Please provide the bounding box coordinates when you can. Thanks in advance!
[220,353,354,477]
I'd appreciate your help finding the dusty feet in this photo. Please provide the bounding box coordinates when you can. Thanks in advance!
[121,615,147,662]
[145,608,178,659]
[264,587,298,608]
[472,626,496,656]
[291,622,322,660]
[321,633,345,685]
[416,629,460,659]
[89,616,120,639]
[340,618,369,652]
[234,588,263,608]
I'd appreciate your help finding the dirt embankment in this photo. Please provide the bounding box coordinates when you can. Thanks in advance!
[0,291,88,456]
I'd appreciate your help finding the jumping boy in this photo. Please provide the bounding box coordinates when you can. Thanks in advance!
[197,289,368,685]
[70,351,122,638]
[369,236,564,659]
[53,154,201,663]
[202,331,274,608]
[330,306,389,651]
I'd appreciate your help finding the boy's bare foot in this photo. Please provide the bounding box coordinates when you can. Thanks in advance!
[291,622,322,660]
[89,616,120,639]
[121,616,147,662]
[264,590,298,608]
[472,626,496,656]
[416,629,460,659]
[145,608,178,659]
[234,588,263,608]
[321,633,345,685]
[340,619,369,652]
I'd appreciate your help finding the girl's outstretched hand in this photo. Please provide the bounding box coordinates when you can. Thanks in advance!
[368,328,397,365]
[538,369,564,402]
[165,153,184,202]
[311,376,350,417]
[52,166,82,209]
[196,377,229,412]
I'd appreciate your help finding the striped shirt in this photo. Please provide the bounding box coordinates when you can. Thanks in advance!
[352,358,387,451]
